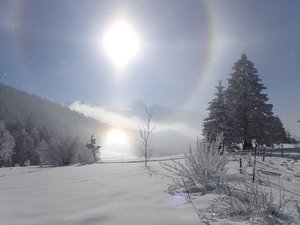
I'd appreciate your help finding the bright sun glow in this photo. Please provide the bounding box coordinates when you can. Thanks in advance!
[106,129,128,146]
[103,128,131,158]
[102,20,140,68]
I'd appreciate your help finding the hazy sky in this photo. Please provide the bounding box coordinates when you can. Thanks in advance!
[0,0,299,136]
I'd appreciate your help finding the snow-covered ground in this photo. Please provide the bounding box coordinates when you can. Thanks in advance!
[1,150,300,225]
[0,161,201,225]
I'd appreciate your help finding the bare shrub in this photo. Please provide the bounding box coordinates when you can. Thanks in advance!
[215,152,293,221]
[224,178,290,218]
[161,133,228,192]
[196,160,294,224]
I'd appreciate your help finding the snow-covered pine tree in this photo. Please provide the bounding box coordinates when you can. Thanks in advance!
[226,54,274,149]
[85,135,101,162]
[285,131,297,144]
[203,81,234,149]
[267,116,286,146]
[0,121,15,167]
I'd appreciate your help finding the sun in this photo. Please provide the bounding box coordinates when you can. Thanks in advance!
[102,19,140,68]
[106,129,128,146]
[103,128,131,158]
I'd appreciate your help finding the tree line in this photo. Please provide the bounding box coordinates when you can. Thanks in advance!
[0,119,100,167]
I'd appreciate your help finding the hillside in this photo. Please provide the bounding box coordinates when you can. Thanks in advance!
[0,83,116,166]
[0,83,109,140]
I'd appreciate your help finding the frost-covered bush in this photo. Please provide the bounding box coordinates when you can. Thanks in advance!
[222,174,290,219]
[23,159,31,167]
[0,121,15,167]
[217,152,291,219]
[161,133,228,192]
[37,135,80,166]
[77,147,96,165]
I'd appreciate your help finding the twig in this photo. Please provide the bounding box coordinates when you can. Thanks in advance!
[181,177,202,221]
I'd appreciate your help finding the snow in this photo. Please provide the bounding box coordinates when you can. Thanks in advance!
[1,150,300,225]
[0,162,200,225]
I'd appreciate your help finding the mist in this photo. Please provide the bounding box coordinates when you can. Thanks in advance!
[69,101,202,157]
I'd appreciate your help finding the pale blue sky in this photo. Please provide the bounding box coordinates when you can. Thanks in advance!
[0,0,299,137]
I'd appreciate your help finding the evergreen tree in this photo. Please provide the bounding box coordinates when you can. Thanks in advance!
[0,121,15,166]
[226,54,274,149]
[85,135,101,162]
[203,81,233,148]
[6,121,38,165]
[13,128,35,165]
[268,116,286,146]
[285,131,297,144]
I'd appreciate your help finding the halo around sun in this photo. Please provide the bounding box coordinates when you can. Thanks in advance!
[102,19,140,68]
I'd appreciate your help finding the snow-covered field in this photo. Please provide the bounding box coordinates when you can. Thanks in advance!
[1,150,300,225]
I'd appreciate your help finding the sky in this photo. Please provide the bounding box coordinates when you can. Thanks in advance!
[0,0,299,137]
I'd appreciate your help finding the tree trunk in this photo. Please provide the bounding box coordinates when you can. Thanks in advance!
[252,145,257,182]
[145,144,147,167]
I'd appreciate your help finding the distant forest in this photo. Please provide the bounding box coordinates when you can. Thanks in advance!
[0,83,108,166]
